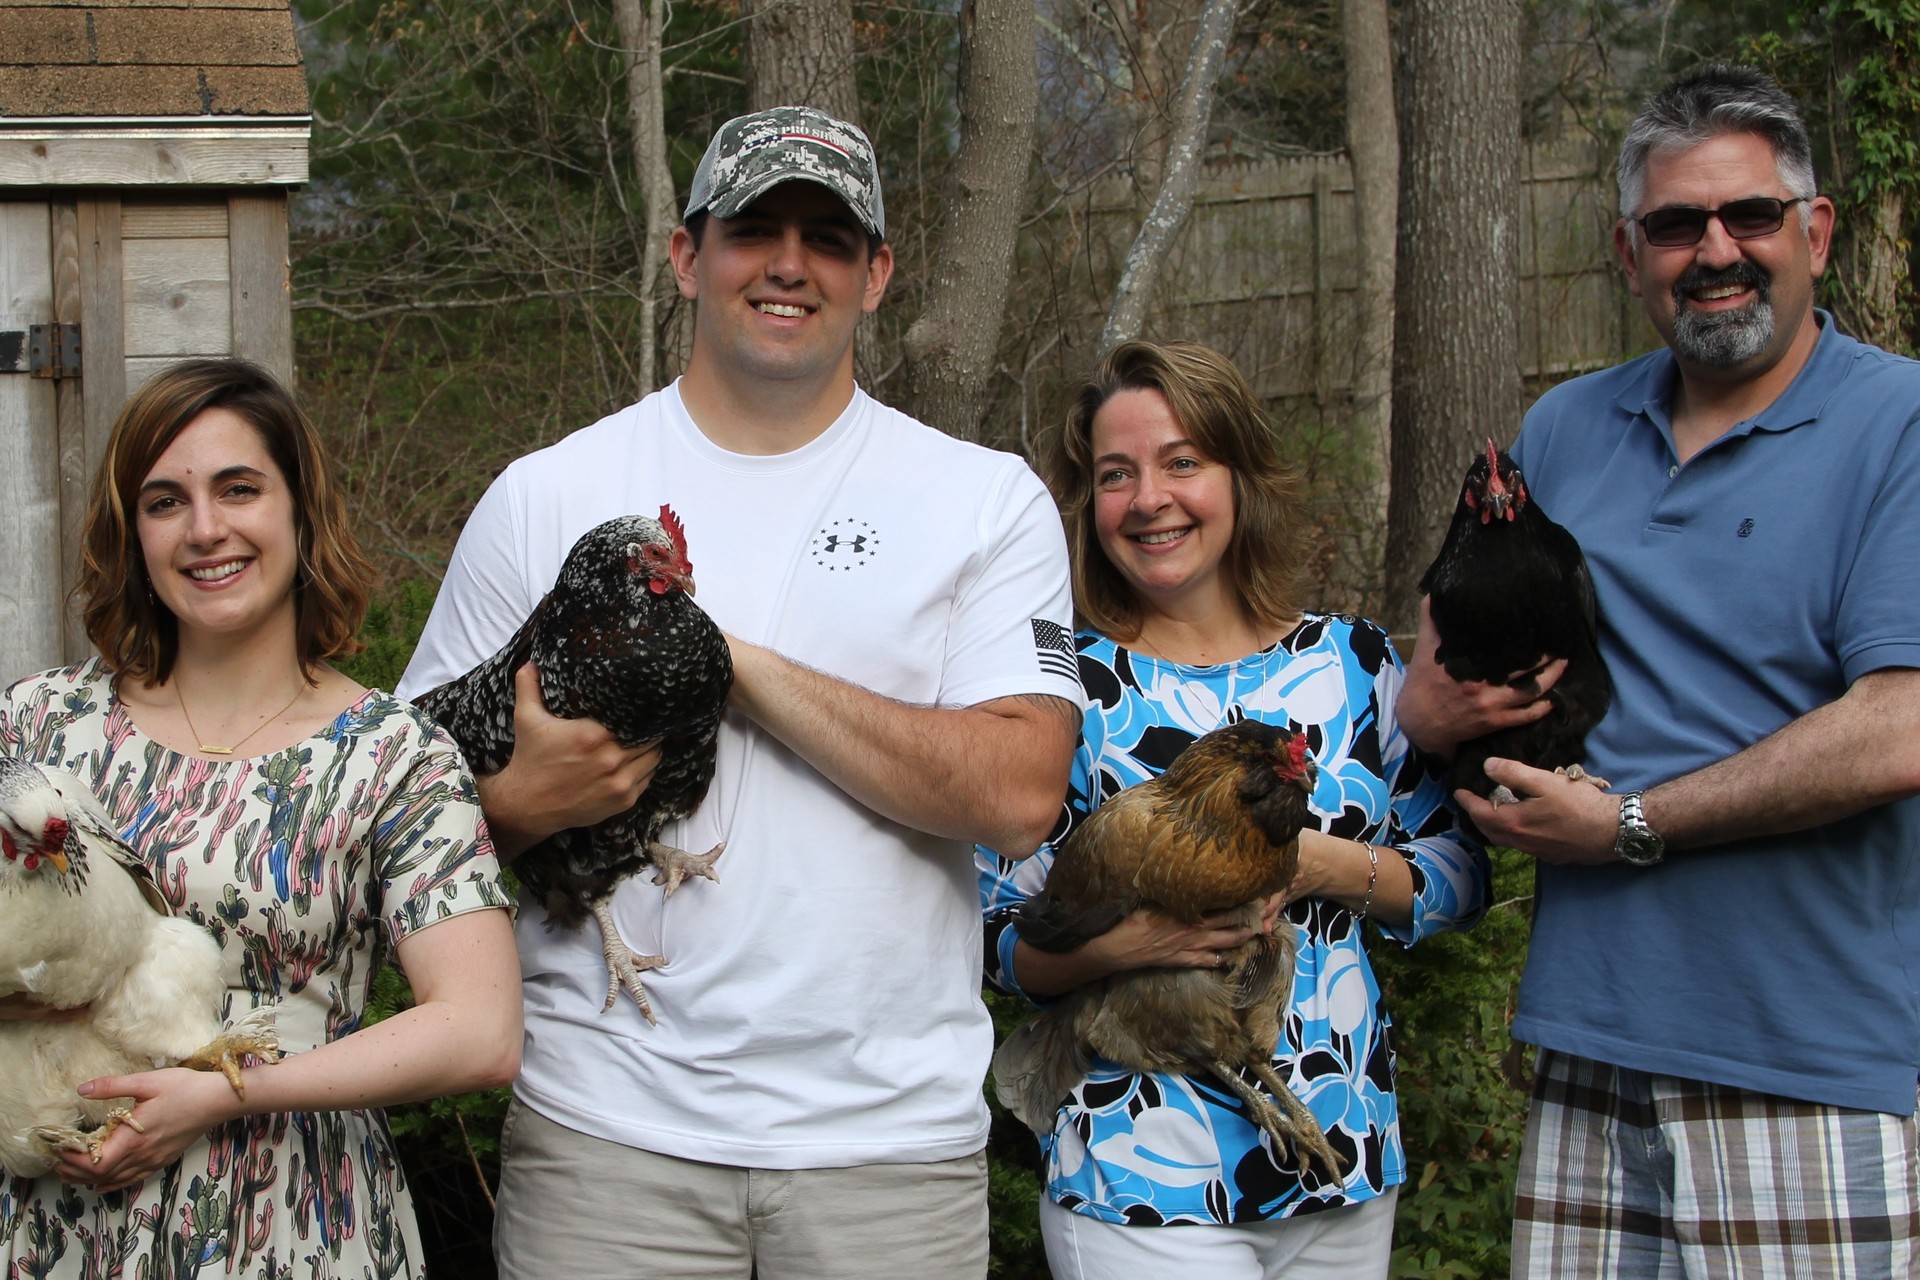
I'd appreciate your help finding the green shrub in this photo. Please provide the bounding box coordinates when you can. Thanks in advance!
[1377,845,1534,1278]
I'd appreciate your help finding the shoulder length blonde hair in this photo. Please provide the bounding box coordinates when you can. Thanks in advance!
[1044,340,1309,641]
[79,358,373,684]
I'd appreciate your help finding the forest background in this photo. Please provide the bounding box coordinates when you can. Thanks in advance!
[296,0,1920,1274]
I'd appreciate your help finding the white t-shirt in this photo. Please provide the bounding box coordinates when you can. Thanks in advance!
[400,382,1080,1167]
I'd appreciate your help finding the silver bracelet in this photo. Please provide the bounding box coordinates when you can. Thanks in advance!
[1355,840,1379,921]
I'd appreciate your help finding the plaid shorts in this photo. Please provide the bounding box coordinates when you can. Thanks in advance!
[1511,1048,1920,1279]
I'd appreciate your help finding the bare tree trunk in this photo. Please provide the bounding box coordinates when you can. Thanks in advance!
[1382,0,1522,634]
[612,0,677,395]
[902,0,1037,442]
[1342,0,1398,530]
[1848,186,1908,348]
[742,0,861,123]
[1101,0,1238,350]
[1827,23,1913,352]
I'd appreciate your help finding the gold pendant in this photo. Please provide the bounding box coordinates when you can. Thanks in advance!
[199,744,235,756]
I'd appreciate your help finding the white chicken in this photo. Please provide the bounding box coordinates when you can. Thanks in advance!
[0,756,279,1177]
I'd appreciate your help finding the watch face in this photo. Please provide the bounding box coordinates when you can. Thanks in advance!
[1617,830,1665,866]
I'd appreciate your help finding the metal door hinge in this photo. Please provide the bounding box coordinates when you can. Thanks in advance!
[0,323,82,378]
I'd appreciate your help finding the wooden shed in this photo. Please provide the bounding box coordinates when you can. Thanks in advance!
[0,0,308,682]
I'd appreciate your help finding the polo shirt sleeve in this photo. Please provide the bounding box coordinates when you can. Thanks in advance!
[938,461,1083,710]
[397,467,539,701]
[1835,402,1920,682]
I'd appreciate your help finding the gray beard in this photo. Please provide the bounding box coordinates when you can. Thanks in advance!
[1670,289,1775,367]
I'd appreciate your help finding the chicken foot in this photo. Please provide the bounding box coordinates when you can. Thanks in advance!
[592,899,667,1021]
[31,1107,147,1166]
[590,842,725,1021]
[28,1007,281,1166]
[177,1005,282,1097]
[647,839,725,897]
[1488,763,1613,809]
[1211,1058,1344,1177]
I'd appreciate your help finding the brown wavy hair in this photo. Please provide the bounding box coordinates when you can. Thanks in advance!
[1044,340,1309,641]
[79,358,373,684]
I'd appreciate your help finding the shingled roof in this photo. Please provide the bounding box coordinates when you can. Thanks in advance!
[0,0,308,118]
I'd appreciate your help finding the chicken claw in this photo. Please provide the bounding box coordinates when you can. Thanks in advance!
[1489,764,1612,809]
[1212,1059,1344,1177]
[1556,763,1611,790]
[32,1107,147,1165]
[646,840,725,898]
[592,900,666,1021]
[177,1005,282,1098]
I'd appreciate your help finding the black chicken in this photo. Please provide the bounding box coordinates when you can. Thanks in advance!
[416,507,733,1023]
[1417,439,1612,803]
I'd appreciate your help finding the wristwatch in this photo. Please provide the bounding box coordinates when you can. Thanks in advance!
[1614,791,1666,866]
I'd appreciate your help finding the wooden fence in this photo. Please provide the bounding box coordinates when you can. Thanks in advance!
[1081,137,1649,409]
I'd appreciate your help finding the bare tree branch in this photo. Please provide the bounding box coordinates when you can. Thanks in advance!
[1099,0,1238,350]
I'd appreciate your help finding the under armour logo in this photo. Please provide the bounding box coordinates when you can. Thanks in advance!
[811,519,879,571]
[1737,518,1755,538]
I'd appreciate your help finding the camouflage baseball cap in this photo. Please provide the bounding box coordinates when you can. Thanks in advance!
[684,106,885,238]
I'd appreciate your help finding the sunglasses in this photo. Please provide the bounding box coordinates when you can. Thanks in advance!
[1628,197,1808,248]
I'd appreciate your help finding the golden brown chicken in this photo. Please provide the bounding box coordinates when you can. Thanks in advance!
[992,720,1340,1173]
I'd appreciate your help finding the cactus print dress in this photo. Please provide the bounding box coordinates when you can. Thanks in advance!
[0,660,511,1280]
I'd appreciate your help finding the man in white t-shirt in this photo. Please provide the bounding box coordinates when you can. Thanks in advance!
[398,107,1082,1279]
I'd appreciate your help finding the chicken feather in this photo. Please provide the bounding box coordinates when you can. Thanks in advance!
[995,721,1341,1175]
[0,758,278,1177]
[415,508,733,1023]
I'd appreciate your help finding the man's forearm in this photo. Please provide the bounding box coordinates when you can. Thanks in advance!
[727,637,1078,856]
[1647,667,1920,849]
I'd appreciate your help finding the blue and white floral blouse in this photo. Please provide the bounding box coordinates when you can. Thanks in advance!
[977,614,1488,1226]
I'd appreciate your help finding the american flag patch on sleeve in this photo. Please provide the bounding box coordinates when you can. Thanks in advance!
[1032,619,1077,683]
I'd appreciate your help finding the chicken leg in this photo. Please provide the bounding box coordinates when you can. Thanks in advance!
[1212,1058,1343,1176]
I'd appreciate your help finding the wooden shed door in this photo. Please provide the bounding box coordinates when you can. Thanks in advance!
[0,199,74,684]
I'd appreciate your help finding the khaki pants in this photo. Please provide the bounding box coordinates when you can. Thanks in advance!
[492,1099,990,1280]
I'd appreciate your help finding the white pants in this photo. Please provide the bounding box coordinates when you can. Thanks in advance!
[492,1100,990,1280]
[1040,1187,1399,1280]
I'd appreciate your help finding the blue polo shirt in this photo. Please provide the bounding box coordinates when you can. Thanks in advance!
[1509,314,1920,1114]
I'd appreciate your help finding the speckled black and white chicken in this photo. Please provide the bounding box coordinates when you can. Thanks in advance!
[0,757,279,1177]
[415,507,734,1023]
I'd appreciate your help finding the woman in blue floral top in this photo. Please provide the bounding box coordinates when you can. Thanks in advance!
[0,359,521,1279]
[978,341,1487,1278]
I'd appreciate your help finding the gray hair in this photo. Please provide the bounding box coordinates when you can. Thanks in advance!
[1618,65,1817,224]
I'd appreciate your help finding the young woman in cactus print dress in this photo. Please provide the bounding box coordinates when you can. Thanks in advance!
[0,360,521,1280]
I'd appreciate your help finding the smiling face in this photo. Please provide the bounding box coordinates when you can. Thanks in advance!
[1089,387,1239,620]
[671,181,894,398]
[1615,130,1833,382]
[136,406,301,651]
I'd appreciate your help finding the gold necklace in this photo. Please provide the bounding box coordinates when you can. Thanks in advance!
[175,680,305,756]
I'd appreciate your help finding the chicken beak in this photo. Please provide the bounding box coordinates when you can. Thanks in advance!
[44,846,69,875]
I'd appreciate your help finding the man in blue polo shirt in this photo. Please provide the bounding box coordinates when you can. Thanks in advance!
[1399,65,1920,1276]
